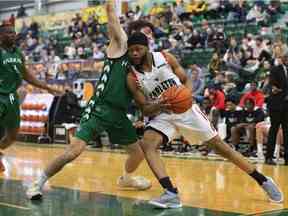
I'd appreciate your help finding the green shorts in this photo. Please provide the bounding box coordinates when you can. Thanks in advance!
[75,102,137,146]
[0,93,20,129]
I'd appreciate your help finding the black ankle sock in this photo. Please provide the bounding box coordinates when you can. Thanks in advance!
[159,177,178,194]
[249,170,267,185]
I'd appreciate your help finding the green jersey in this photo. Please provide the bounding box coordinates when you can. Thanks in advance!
[0,48,24,94]
[76,53,138,145]
[93,54,132,110]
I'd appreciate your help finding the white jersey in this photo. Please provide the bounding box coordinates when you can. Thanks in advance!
[132,52,182,101]
[131,51,218,144]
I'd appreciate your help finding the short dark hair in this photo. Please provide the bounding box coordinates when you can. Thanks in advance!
[225,95,238,104]
[127,20,154,35]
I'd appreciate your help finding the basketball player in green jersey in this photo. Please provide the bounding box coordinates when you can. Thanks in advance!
[0,23,61,171]
[27,0,155,200]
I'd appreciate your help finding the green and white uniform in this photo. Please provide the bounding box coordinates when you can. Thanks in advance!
[75,54,137,145]
[0,48,24,129]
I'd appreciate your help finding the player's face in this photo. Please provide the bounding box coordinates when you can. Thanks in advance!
[0,27,16,47]
[128,44,148,66]
[225,101,236,111]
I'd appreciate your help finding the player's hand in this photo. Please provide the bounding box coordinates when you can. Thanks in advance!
[158,97,172,114]
[47,87,64,96]
[133,121,145,129]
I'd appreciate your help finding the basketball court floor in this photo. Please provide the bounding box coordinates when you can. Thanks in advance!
[0,143,287,216]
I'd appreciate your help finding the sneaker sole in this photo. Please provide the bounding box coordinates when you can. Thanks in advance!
[28,193,43,201]
[265,177,284,203]
[148,200,182,209]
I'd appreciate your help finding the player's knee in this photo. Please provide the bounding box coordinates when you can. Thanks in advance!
[205,135,222,147]
[127,142,143,157]
[0,129,18,149]
[64,140,86,162]
[141,133,162,153]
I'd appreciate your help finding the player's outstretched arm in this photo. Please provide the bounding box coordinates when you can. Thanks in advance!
[22,59,63,95]
[163,52,193,93]
[127,72,170,116]
[106,0,127,58]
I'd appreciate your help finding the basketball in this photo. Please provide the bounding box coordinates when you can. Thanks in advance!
[161,85,192,114]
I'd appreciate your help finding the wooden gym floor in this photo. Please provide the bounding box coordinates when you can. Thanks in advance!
[0,143,287,216]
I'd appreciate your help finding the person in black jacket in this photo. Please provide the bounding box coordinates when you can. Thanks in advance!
[266,52,288,165]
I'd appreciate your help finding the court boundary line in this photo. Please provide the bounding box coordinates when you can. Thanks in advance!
[0,201,30,210]
[245,208,288,216]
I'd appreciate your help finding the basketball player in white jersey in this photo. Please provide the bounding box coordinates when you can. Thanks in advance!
[126,32,283,208]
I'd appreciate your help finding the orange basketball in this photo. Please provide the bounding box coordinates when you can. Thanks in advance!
[161,85,192,114]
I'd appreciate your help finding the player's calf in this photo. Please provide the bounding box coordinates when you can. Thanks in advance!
[0,127,18,150]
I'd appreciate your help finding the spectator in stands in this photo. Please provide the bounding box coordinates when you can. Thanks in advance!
[272,40,288,65]
[211,27,225,52]
[257,61,272,98]
[246,3,267,24]
[73,32,84,48]
[204,84,225,129]
[239,81,265,109]
[190,67,204,100]
[222,96,242,142]
[161,3,174,24]
[227,0,247,22]
[92,44,104,60]
[76,47,86,59]
[8,14,16,26]
[208,51,221,77]
[223,46,242,74]
[17,4,27,18]
[251,36,266,59]
[47,50,61,79]
[222,72,238,95]
[240,48,260,79]
[64,44,76,59]
[266,0,282,18]
[231,98,265,156]
[174,1,185,20]
[187,29,202,49]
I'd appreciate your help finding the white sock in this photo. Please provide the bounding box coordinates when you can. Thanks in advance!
[274,144,280,159]
[257,143,263,156]
[37,172,48,188]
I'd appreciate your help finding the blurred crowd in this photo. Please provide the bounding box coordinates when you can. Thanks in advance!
[3,0,288,160]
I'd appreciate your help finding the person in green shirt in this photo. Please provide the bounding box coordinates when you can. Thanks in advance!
[27,0,153,200]
[0,23,61,171]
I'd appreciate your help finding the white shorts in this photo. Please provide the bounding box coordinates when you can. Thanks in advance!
[146,104,218,144]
